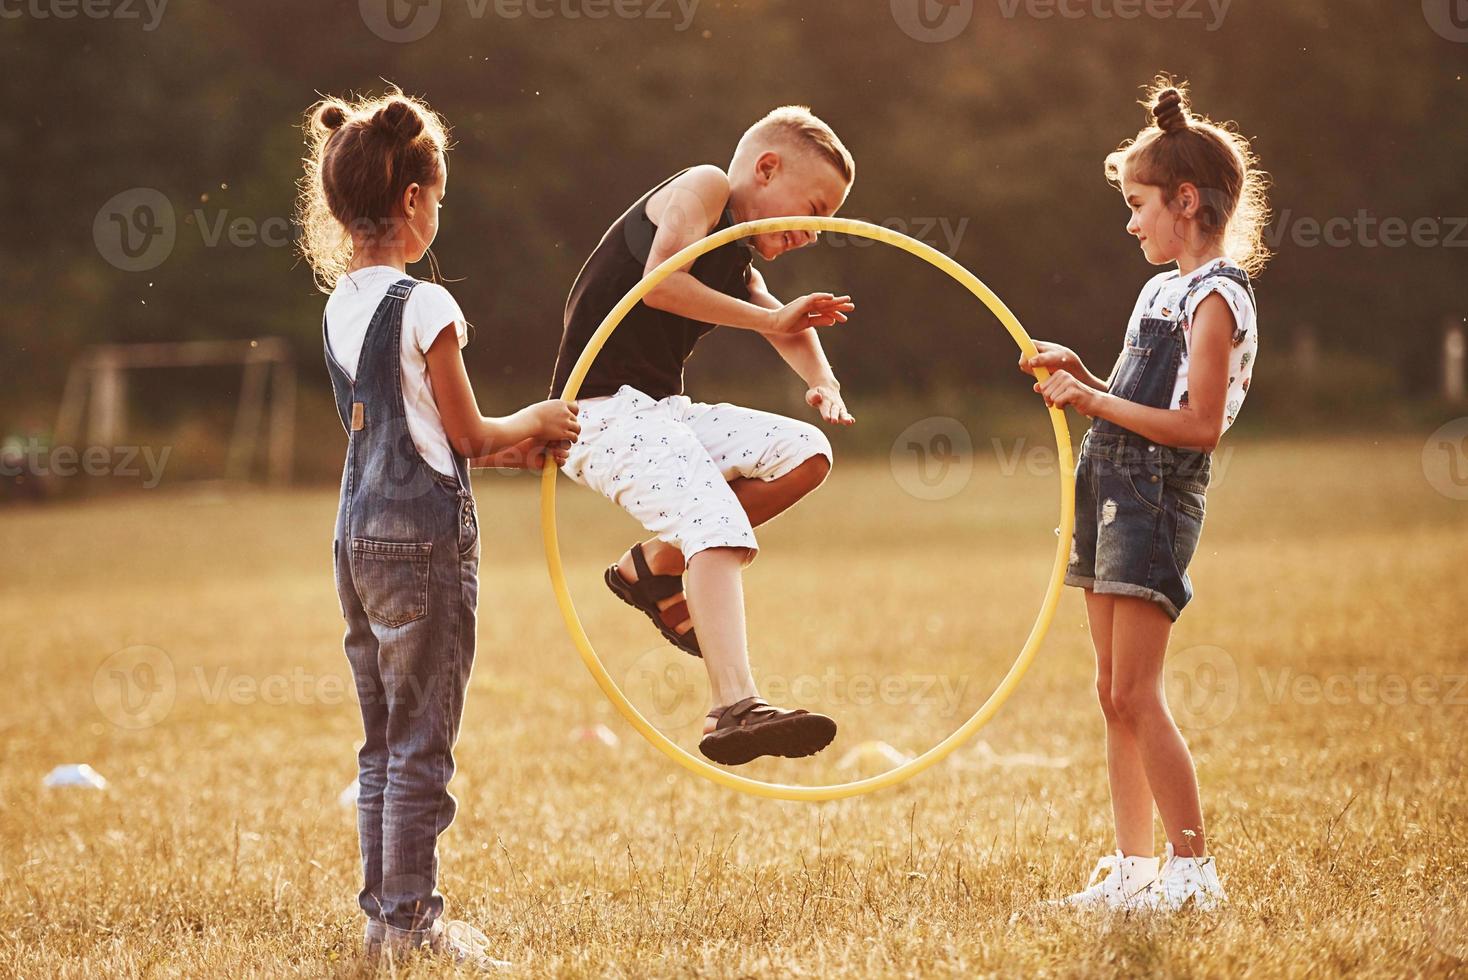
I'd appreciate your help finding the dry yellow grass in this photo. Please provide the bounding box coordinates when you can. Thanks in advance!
[1,434,1465,978]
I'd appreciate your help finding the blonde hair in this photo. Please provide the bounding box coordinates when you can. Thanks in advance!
[295,86,451,291]
[1104,75,1272,277]
[739,105,855,184]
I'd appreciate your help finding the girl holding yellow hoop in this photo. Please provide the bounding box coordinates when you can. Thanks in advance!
[301,89,577,967]
[549,106,857,766]
[1022,78,1270,913]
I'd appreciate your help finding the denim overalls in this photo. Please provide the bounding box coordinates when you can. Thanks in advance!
[1065,266,1254,621]
[324,278,481,940]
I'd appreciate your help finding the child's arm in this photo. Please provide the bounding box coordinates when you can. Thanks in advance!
[424,329,581,458]
[469,437,571,471]
[640,166,854,335]
[1018,341,1111,391]
[1032,294,1234,451]
[748,265,855,426]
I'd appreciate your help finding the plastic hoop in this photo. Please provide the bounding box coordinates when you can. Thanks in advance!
[541,216,1074,801]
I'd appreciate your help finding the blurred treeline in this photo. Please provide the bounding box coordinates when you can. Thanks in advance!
[2,0,1465,451]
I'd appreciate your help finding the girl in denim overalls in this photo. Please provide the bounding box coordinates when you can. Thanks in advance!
[1020,79,1270,913]
[297,88,580,966]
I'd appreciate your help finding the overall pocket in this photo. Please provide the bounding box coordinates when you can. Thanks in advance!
[1168,482,1208,520]
[1169,492,1206,571]
[350,538,432,628]
[1109,344,1153,402]
[1164,474,1208,570]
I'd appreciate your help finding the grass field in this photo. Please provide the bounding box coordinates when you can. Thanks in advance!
[1,433,1465,978]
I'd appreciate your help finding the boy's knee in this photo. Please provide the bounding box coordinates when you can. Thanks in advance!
[807,448,833,480]
[782,421,832,484]
[794,449,832,489]
[802,424,834,470]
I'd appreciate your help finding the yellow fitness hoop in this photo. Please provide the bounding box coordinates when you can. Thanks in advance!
[541,216,1074,802]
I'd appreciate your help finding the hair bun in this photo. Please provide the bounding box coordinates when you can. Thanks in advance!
[1153,88,1188,133]
[372,99,425,141]
[316,103,348,131]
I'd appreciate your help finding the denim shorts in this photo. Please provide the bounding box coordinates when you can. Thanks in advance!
[1064,430,1211,621]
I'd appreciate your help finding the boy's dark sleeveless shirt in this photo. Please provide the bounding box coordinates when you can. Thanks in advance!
[550,169,755,400]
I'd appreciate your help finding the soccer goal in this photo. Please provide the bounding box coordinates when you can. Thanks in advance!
[53,339,296,485]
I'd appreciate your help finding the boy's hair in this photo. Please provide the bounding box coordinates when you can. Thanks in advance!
[739,105,855,185]
[295,86,451,291]
[1104,76,1271,277]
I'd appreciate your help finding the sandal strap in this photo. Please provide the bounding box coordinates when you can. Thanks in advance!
[658,599,691,631]
[708,696,808,732]
[706,696,762,722]
[630,543,684,602]
[630,542,656,583]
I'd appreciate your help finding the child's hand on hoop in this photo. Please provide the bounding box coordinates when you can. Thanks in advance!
[1019,341,1081,378]
[806,382,855,426]
[768,293,854,335]
[1034,370,1102,417]
[524,398,582,443]
[523,439,572,471]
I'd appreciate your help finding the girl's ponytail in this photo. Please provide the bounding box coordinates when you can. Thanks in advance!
[1152,87,1188,134]
[314,101,349,133]
[371,99,426,142]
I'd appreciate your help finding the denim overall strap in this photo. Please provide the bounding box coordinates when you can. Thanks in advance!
[1174,266,1255,357]
[1199,266,1254,307]
[1092,266,1252,439]
[323,279,473,520]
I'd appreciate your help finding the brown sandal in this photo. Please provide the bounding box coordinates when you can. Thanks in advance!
[698,696,837,766]
[604,542,701,657]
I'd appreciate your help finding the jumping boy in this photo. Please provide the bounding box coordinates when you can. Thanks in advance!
[550,106,856,766]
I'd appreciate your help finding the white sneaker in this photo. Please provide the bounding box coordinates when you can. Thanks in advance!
[426,919,513,970]
[1141,842,1227,911]
[1045,851,1160,911]
[368,917,512,970]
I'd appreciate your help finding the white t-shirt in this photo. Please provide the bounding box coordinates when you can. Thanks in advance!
[1122,257,1258,432]
[325,266,468,477]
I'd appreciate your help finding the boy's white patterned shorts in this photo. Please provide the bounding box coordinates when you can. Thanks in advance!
[560,384,833,562]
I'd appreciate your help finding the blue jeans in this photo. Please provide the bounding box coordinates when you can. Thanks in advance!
[324,278,481,938]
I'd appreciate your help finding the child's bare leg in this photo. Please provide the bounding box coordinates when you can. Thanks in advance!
[1109,595,1208,858]
[615,455,832,631]
[728,454,832,527]
[1085,589,1156,857]
[683,546,758,710]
